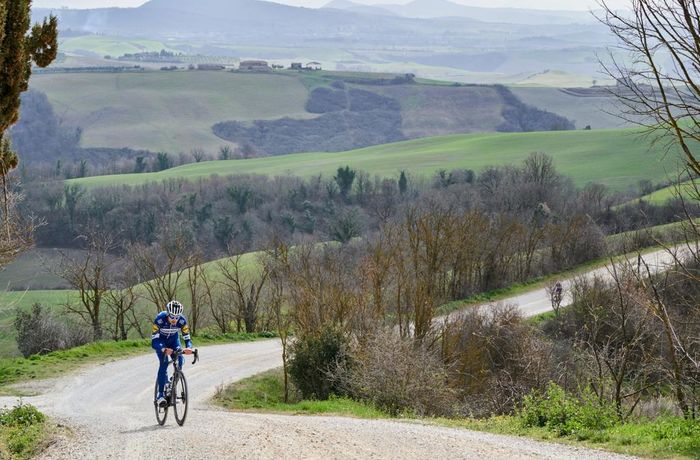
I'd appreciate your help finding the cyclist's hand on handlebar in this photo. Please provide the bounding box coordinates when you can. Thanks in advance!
[183,348,193,355]
[164,348,174,356]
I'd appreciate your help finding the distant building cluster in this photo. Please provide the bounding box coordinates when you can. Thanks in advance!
[103,55,325,73]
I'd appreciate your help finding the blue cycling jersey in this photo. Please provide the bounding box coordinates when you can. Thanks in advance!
[151,311,193,351]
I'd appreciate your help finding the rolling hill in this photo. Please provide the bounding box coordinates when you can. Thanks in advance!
[26,70,623,155]
[67,128,681,192]
[29,71,313,153]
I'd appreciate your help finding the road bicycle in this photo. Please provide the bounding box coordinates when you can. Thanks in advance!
[154,348,199,426]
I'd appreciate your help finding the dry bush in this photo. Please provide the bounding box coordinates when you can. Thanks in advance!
[442,304,554,417]
[342,329,456,417]
[15,304,90,357]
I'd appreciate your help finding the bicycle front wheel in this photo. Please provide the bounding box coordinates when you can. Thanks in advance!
[173,373,189,426]
[154,378,168,426]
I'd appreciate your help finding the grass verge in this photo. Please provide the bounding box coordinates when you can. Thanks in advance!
[214,369,700,459]
[213,368,386,419]
[0,403,52,460]
[445,416,700,459]
[0,331,276,394]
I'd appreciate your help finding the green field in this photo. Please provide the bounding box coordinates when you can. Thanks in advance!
[69,128,681,192]
[0,249,79,291]
[510,86,626,130]
[30,71,314,153]
[634,179,699,204]
[59,35,180,58]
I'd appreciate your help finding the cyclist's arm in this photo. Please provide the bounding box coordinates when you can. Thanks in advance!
[181,320,193,349]
[151,321,165,352]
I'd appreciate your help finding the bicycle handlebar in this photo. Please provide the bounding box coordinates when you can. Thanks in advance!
[162,348,199,365]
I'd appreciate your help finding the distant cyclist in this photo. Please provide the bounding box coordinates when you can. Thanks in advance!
[152,300,194,407]
[553,281,563,305]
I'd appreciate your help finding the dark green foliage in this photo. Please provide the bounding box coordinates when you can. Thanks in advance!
[287,328,352,400]
[134,156,146,173]
[228,185,254,214]
[398,170,408,195]
[305,87,347,113]
[520,383,618,436]
[219,145,232,160]
[0,1,57,175]
[156,152,171,171]
[334,165,355,198]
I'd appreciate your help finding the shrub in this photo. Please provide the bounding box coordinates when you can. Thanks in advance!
[0,403,45,427]
[520,383,618,436]
[345,331,456,417]
[0,403,47,458]
[443,304,554,417]
[287,328,352,400]
[14,304,91,357]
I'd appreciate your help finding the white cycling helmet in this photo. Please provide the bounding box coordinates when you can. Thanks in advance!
[166,300,184,317]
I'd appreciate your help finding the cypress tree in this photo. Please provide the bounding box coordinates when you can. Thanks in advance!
[0,0,57,237]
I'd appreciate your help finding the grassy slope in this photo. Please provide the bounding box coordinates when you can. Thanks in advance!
[510,86,626,130]
[0,249,76,291]
[634,179,699,204]
[59,35,180,57]
[69,128,678,192]
[372,85,505,138]
[29,72,313,153]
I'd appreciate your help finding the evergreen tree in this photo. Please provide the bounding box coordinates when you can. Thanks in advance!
[0,1,57,239]
[334,165,356,199]
[398,170,408,195]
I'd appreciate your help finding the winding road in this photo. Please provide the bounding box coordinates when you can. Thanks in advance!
[2,248,683,459]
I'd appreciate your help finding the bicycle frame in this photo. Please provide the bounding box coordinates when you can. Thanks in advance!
[155,348,199,426]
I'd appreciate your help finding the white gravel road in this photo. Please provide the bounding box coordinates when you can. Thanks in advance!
[1,249,679,459]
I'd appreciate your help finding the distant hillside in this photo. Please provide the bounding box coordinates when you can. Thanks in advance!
[212,81,574,156]
[375,0,597,24]
[68,128,677,193]
[26,71,584,156]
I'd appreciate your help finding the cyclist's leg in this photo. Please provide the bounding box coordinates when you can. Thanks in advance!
[173,337,185,369]
[155,348,168,397]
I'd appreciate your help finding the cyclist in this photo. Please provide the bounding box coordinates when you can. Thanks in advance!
[553,281,563,302]
[152,300,194,407]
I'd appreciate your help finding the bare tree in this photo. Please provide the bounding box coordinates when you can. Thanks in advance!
[129,227,194,313]
[218,253,269,333]
[184,249,212,336]
[0,182,36,268]
[262,240,293,402]
[54,231,115,341]
[104,259,141,341]
[599,0,700,175]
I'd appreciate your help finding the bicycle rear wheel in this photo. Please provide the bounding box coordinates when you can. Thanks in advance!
[154,379,168,425]
[173,373,189,426]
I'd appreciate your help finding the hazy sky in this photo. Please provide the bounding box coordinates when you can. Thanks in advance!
[34,0,629,11]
